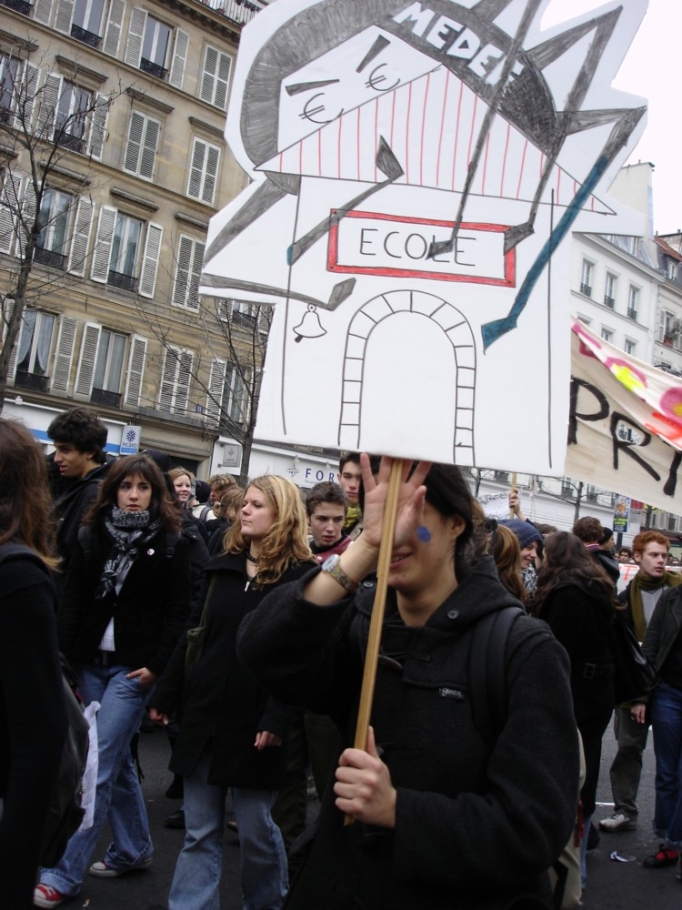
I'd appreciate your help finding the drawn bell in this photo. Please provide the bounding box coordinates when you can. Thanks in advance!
[293,305,326,342]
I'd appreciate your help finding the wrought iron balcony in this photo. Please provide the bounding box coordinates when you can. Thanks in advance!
[34,246,67,270]
[108,270,137,292]
[91,387,122,408]
[0,0,31,16]
[140,58,168,80]
[15,370,48,392]
[70,24,101,48]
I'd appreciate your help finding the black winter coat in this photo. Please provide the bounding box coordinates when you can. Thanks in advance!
[238,557,579,910]
[151,552,315,789]
[58,520,193,676]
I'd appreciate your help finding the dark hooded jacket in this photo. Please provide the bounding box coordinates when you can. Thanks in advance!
[238,556,579,910]
[52,457,114,600]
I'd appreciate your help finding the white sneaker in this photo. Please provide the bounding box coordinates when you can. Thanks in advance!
[89,856,152,877]
[598,812,637,832]
[34,884,68,907]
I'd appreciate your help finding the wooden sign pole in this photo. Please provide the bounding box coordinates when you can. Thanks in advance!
[509,472,518,518]
[344,457,404,825]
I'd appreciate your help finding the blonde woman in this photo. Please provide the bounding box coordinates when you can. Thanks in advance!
[149,475,314,910]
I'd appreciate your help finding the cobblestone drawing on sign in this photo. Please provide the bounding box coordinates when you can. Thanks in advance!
[201,0,647,472]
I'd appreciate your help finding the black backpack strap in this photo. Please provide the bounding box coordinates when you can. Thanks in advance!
[469,606,524,749]
[165,530,181,559]
[77,524,93,560]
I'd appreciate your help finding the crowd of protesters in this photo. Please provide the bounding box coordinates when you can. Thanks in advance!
[1,406,682,909]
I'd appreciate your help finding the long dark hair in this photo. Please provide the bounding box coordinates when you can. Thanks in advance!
[535,531,615,608]
[0,418,58,568]
[84,455,180,532]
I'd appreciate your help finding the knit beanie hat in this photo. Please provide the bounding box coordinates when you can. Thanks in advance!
[498,519,543,549]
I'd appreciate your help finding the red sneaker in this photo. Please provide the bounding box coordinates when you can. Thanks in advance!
[34,884,68,907]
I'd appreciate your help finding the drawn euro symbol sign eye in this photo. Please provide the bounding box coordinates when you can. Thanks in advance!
[366,63,400,93]
[300,92,343,124]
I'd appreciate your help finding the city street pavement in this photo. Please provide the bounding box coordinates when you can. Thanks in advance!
[48,715,678,909]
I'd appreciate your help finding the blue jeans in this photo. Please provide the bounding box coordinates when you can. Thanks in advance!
[651,682,682,847]
[39,664,153,896]
[168,754,288,910]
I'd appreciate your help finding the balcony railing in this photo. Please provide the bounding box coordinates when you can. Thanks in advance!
[91,387,121,408]
[108,270,137,292]
[15,370,49,392]
[55,130,85,153]
[70,23,101,47]
[627,308,638,321]
[580,282,592,297]
[604,295,615,309]
[0,0,31,16]
[201,0,263,25]
[34,246,67,270]
[140,58,168,80]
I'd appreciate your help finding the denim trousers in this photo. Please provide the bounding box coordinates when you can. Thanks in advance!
[39,663,153,896]
[168,753,288,910]
[651,682,682,847]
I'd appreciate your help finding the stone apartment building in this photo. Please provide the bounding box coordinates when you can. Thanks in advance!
[0,0,263,472]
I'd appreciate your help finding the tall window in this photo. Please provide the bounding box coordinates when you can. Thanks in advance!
[93,329,126,400]
[71,0,106,44]
[35,188,71,269]
[627,286,639,321]
[141,17,171,78]
[123,111,160,180]
[624,339,636,356]
[110,213,142,289]
[601,327,613,343]
[55,82,92,152]
[200,47,231,110]
[15,310,56,390]
[580,259,593,297]
[0,55,18,123]
[604,272,617,308]
[187,138,220,205]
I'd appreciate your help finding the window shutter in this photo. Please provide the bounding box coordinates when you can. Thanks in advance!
[216,298,232,321]
[188,240,204,311]
[36,73,61,140]
[0,174,21,255]
[103,0,126,57]
[169,29,189,90]
[257,304,272,336]
[187,139,205,199]
[50,314,78,393]
[205,358,226,426]
[159,347,178,412]
[88,94,109,159]
[173,235,193,308]
[90,205,117,283]
[124,111,145,174]
[139,117,159,180]
[124,6,147,69]
[214,52,231,110]
[33,0,53,25]
[200,47,231,109]
[54,0,75,34]
[18,63,39,134]
[74,321,102,398]
[175,350,193,415]
[4,301,20,383]
[200,47,218,104]
[138,222,162,298]
[202,145,220,204]
[15,178,37,259]
[124,334,147,407]
[68,196,94,276]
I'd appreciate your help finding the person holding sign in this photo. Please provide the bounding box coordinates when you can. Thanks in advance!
[239,456,578,910]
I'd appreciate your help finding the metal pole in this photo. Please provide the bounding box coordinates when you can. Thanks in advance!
[573,481,583,525]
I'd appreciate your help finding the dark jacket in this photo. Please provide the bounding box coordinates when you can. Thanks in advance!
[52,458,114,599]
[642,586,682,674]
[587,547,620,586]
[0,549,67,910]
[538,579,615,722]
[151,552,315,789]
[58,520,192,676]
[238,557,579,910]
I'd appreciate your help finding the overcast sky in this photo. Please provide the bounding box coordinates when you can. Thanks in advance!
[543,0,680,235]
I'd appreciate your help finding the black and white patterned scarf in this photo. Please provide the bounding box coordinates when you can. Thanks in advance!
[96,506,160,599]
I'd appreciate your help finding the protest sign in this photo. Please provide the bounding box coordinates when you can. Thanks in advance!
[567,319,682,514]
[202,0,646,471]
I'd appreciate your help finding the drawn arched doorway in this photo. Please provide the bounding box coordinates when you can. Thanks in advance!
[337,290,476,465]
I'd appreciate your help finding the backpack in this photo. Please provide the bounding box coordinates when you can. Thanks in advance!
[0,542,90,867]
